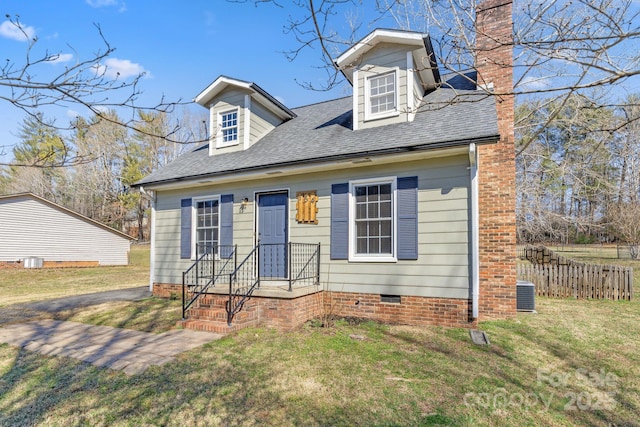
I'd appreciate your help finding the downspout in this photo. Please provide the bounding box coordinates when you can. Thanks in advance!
[469,144,480,319]
[140,186,156,293]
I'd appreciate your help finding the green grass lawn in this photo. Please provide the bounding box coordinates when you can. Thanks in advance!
[0,244,150,307]
[0,296,638,426]
[1,245,638,425]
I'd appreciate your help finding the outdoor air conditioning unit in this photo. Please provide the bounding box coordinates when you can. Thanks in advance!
[23,257,44,269]
[516,280,536,312]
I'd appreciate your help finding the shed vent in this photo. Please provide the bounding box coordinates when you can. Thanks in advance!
[516,280,535,311]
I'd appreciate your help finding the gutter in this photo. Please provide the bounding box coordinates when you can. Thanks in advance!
[469,144,480,320]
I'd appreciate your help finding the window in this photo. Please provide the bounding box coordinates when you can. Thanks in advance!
[181,194,234,260]
[218,109,238,144]
[349,177,397,261]
[366,71,398,119]
[193,197,219,257]
[331,177,417,262]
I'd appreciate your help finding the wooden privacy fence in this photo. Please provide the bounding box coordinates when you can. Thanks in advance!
[517,263,633,301]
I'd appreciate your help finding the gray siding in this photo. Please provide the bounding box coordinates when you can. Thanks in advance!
[0,196,131,265]
[210,88,247,154]
[357,43,409,129]
[153,154,471,298]
[208,88,284,153]
[250,101,282,146]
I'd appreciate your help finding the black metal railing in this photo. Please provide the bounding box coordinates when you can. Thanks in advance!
[288,242,321,291]
[227,243,261,325]
[259,243,288,280]
[258,242,321,290]
[181,241,322,326]
[182,244,236,319]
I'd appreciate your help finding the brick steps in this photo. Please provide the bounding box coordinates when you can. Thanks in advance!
[180,297,259,335]
[178,319,258,334]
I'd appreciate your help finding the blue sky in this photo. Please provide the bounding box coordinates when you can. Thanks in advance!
[2,1,639,165]
[0,0,363,163]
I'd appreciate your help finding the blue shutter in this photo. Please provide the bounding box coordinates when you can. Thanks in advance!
[220,194,234,258]
[331,183,349,259]
[397,176,418,260]
[180,198,192,259]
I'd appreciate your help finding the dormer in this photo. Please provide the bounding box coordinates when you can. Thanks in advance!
[194,76,296,156]
[335,29,440,130]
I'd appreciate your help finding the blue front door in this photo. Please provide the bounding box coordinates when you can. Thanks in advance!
[258,192,288,278]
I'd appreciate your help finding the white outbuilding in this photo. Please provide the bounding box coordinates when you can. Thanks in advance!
[0,193,134,267]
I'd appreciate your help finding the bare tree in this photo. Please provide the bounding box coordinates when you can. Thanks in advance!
[606,202,640,258]
[0,15,189,168]
[239,0,640,138]
[236,0,640,245]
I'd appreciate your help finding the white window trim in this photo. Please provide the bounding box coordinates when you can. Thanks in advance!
[364,68,400,122]
[352,69,359,130]
[243,95,252,150]
[348,176,397,262]
[191,194,221,260]
[216,107,240,148]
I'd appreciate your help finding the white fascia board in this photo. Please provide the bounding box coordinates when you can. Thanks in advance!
[194,76,253,107]
[195,76,293,121]
[336,29,425,67]
[336,29,427,83]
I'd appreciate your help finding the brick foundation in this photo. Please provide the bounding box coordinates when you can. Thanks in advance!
[154,283,477,332]
[155,283,324,332]
[0,261,22,270]
[153,283,183,299]
[258,291,324,330]
[42,261,100,268]
[324,292,476,328]
[0,260,100,269]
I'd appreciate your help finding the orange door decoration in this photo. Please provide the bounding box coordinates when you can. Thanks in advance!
[295,191,318,224]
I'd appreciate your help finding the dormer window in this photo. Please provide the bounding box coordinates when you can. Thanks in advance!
[365,70,399,121]
[217,108,239,146]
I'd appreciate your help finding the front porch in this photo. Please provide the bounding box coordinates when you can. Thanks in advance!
[177,242,322,333]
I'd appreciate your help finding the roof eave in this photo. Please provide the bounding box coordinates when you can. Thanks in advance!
[335,29,426,69]
[134,134,499,189]
[194,75,296,120]
[335,29,440,90]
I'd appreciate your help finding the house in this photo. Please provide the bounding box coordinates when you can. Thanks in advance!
[135,0,516,332]
[0,193,134,267]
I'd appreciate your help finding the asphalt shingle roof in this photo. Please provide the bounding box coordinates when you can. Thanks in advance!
[136,88,498,187]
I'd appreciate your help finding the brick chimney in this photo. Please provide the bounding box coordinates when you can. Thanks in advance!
[475,0,517,319]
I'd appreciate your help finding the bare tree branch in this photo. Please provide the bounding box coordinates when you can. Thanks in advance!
[0,16,200,168]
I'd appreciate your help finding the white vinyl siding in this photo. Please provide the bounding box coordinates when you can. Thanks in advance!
[152,154,471,298]
[0,196,131,265]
